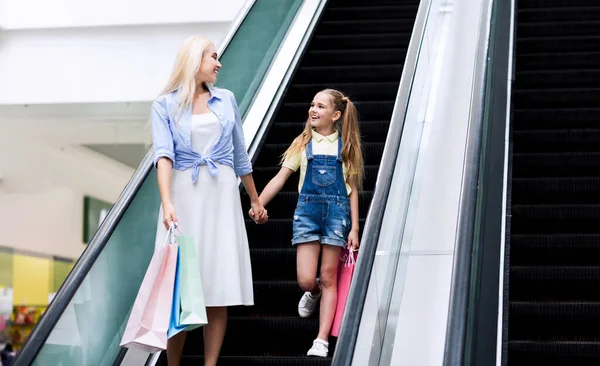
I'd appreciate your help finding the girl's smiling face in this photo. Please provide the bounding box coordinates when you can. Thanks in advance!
[308,92,342,132]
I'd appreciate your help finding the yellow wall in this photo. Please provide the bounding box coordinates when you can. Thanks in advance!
[12,254,51,306]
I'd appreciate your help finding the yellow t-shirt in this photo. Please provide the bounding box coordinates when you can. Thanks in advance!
[282,130,352,195]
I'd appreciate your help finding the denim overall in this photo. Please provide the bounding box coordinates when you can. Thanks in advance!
[292,138,351,247]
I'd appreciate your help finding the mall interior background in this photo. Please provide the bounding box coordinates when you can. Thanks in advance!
[0,0,245,350]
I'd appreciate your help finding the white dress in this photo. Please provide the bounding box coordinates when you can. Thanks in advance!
[154,112,254,307]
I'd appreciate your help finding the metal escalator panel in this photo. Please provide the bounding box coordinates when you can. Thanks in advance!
[14,1,317,365]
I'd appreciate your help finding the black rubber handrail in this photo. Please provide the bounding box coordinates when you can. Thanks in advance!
[330,1,432,365]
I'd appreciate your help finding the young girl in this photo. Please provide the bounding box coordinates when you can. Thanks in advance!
[251,89,363,357]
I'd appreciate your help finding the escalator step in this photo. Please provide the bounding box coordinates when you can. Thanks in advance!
[513,152,600,177]
[244,219,366,249]
[512,204,600,233]
[509,301,600,339]
[295,65,403,83]
[277,101,394,122]
[510,266,600,301]
[518,52,600,70]
[512,178,600,204]
[180,356,332,365]
[256,142,385,167]
[183,317,321,356]
[250,249,296,281]
[286,82,399,102]
[266,121,390,144]
[311,33,410,50]
[519,0,600,9]
[508,340,600,366]
[518,7,600,23]
[316,19,416,35]
[513,128,600,152]
[511,234,600,265]
[518,21,600,37]
[517,35,600,53]
[229,281,304,317]
[324,5,418,21]
[515,70,600,89]
[513,89,600,108]
[302,48,406,67]
[241,191,374,219]
[253,165,381,192]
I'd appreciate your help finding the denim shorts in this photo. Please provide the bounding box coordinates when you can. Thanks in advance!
[292,194,351,247]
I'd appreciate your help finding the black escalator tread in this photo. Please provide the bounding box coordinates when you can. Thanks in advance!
[512,204,600,234]
[513,178,600,204]
[519,0,600,9]
[513,153,600,178]
[513,108,600,126]
[277,101,394,122]
[317,19,416,35]
[250,250,296,281]
[513,129,600,152]
[229,281,304,317]
[515,70,600,89]
[510,266,600,301]
[267,122,390,144]
[302,49,406,67]
[256,143,385,167]
[324,5,418,21]
[518,52,600,70]
[295,65,402,83]
[510,301,600,339]
[513,89,600,108]
[183,317,321,356]
[519,21,600,37]
[517,35,600,53]
[519,7,600,22]
[286,82,399,102]
[180,356,332,365]
[253,165,381,192]
[311,33,410,50]
[242,191,373,219]
[509,341,600,366]
[511,234,600,265]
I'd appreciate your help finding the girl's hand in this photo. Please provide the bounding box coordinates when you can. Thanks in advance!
[347,229,360,251]
[162,203,178,230]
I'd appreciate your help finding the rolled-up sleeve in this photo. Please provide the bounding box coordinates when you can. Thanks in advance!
[229,91,253,176]
[151,98,175,167]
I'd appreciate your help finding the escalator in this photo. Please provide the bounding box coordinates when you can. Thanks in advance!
[161,0,419,364]
[12,1,420,365]
[508,0,600,364]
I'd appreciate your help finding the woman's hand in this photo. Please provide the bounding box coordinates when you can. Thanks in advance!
[162,203,178,230]
[249,201,268,224]
[347,229,360,251]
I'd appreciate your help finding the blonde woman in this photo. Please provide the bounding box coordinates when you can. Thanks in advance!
[151,35,267,365]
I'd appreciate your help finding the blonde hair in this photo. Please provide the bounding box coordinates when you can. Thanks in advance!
[146,35,214,146]
[282,89,364,190]
[161,35,215,124]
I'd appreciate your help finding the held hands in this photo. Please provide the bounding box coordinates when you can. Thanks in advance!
[347,229,360,251]
[162,203,178,230]
[248,201,268,224]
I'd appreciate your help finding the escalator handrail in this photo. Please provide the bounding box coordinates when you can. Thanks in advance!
[331,1,433,365]
[442,0,495,365]
[13,2,257,364]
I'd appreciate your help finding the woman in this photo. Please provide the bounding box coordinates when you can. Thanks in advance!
[151,35,267,366]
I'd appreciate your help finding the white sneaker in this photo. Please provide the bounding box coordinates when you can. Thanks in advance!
[298,290,321,318]
[307,338,329,357]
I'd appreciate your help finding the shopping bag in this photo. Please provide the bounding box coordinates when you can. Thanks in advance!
[331,249,357,337]
[167,237,206,338]
[178,235,208,326]
[120,228,178,353]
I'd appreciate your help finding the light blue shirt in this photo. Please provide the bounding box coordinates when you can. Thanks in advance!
[151,86,253,183]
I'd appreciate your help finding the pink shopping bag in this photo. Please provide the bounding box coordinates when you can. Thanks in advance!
[120,228,178,353]
[331,249,357,337]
